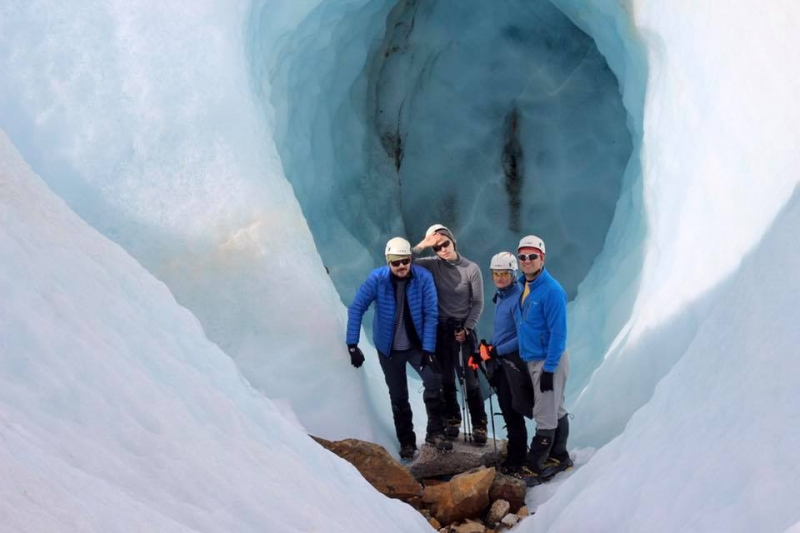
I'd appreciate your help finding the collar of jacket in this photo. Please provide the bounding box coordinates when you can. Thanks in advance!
[518,267,547,289]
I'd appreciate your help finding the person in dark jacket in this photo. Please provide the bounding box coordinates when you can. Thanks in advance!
[471,251,533,475]
[346,237,452,459]
[413,224,488,445]
[515,235,573,486]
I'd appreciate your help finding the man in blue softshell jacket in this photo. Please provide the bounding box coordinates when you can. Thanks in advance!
[515,235,573,485]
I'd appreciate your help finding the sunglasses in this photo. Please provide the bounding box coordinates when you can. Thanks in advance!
[492,271,513,278]
[389,258,411,267]
[518,253,540,262]
[432,240,451,252]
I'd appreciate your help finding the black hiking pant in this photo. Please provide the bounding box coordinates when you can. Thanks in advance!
[436,323,487,429]
[379,347,445,446]
[490,351,530,467]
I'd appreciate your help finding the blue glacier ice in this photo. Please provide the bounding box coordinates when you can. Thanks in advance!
[262,0,633,336]
[2,0,800,531]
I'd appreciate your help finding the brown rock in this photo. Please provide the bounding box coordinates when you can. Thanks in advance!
[489,473,526,513]
[517,505,529,517]
[423,466,496,525]
[451,519,487,533]
[312,436,423,502]
[428,517,442,530]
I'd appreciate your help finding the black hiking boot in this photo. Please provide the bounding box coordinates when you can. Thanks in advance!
[541,455,574,478]
[519,465,545,487]
[472,427,488,446]
[425,433,454,452]
[522,431,555,487]
[543,414,572,475]
[443,418,461,440]
[499,462,524,478]
[399,442,417,460]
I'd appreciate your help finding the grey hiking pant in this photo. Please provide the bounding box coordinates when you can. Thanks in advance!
[527,351,569,431]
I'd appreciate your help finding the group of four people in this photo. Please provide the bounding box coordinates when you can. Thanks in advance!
[346,224,571,485]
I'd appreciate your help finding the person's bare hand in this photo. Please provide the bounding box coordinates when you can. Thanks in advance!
[454,329,466,343]
[416,233,442,250]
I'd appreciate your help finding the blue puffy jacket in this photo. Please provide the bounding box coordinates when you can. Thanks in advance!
[491,281,521,356]
[346,265,438,356]
[515,268,567,371]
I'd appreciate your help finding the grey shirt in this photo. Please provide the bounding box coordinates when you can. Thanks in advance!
[392,277,411,351]
[415,254,484,330]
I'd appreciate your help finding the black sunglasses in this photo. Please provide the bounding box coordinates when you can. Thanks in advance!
[432,240,451,252]
[518,253,540,262]
[389,258,411,267]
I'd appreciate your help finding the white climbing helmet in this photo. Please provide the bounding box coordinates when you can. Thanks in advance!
[385,236,412,257]
[425,223,451,238]
[518,235,545,254]
[490,251,518,272]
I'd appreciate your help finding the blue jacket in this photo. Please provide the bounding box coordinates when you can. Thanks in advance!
[515,268,567,371]
[491,281,521,356]
[346,265,438,355]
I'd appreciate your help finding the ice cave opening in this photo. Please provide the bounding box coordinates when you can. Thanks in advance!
[249,0,642,363]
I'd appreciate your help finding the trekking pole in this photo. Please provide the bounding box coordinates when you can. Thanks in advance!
[458,335,472,443]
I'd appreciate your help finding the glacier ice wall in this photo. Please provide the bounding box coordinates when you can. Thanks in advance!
[552,0,800,448]
[0,0,398,448]
[262,0,633,339]
[0,129,430,532]
[3,0,800,530]
[517,0,800,529]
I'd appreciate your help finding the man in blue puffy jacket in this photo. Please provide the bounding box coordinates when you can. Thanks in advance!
[346,237,452,459]
[515,235,573,486]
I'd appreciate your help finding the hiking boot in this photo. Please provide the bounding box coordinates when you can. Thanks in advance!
[519,465,544,487]
[472,427,488,446]
[525,431,555,472]
[399,443,417,460]
[499,463,524,478]
[425,433,454,452]
[549,415,571,464]
[443,418,461,440]
[541,454,574,477]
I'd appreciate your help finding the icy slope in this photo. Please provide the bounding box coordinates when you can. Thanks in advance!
[555,0,800,447]
[524,183,800,532]
[0,0,397,448]
[0,130,430,532]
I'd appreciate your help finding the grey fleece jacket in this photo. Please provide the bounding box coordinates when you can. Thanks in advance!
[415,254,484,330]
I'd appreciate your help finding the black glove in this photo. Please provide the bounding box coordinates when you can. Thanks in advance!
[420,351,441,374]
[348,344,365,368]
[540,371,554,392]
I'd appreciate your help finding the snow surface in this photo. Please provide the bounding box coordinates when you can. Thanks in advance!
[2,0,800,531]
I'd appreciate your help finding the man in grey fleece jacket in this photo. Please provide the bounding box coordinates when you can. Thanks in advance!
[413,224,488,444]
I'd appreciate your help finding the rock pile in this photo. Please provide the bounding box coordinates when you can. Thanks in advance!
[314,436,530,532]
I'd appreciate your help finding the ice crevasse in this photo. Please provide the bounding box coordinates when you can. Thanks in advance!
[1,0,800,532]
